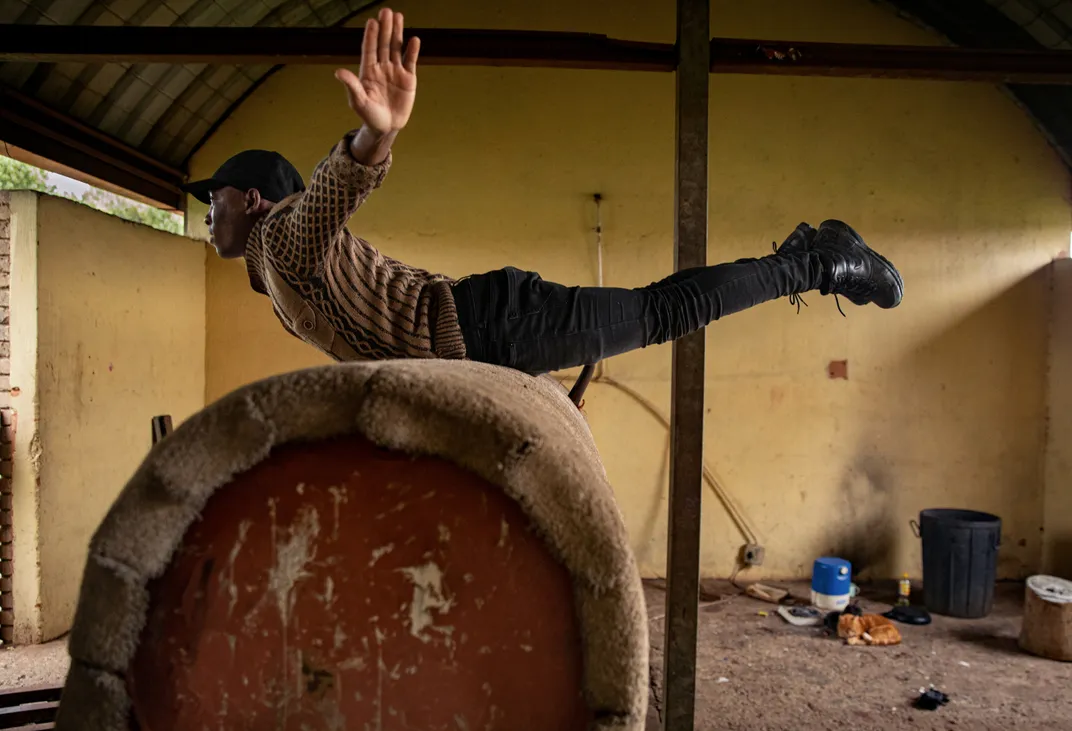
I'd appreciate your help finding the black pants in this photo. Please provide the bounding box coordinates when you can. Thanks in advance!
[449,252,822,375]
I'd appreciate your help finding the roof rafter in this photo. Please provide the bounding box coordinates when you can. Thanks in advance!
[3,25,1072,82]
[3,19,1072,207]
[0,85,185,209]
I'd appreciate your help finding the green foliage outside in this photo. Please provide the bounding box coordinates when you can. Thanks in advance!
[0,156,55,194]
[0,155,183,235]
[80,188,184,235]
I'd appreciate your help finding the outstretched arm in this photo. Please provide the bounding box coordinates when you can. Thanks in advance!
[275,8,419,275]
[338,7,419,166]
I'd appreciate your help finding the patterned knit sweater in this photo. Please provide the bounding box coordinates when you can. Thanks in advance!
[243,132,467,361]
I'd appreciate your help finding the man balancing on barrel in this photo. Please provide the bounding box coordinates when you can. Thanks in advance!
[185,8,903,375]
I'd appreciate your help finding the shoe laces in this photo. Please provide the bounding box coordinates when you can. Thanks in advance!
[790,292,809,314]
[773,240,810,314]
[772,239,845,317]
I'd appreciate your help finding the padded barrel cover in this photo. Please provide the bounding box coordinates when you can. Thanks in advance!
[57,360,648,730]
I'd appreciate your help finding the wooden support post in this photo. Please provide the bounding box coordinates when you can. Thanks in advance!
[568,364,597,407]
[151,415,173,446]
[662,0,709,727]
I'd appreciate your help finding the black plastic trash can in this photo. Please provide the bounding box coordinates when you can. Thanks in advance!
[914,509,1001,619]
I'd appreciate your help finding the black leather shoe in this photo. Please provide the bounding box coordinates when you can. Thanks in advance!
[811,220,903,309]
[773,222,817,256]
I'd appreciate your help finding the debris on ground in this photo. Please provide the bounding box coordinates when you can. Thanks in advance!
[643,581,1072,728]
[914,686,950,711]
[644,577,745,604]
[700,578,741,602]
[883,604,932,625]
[777,605,823,627]
[745,582,789,604]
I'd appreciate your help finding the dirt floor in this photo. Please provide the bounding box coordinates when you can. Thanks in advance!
[646,580,1072,731]
[0,634,68,690]
[2,582,1071,731]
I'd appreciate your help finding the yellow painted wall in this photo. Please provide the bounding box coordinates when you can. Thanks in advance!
[21,195,206,640]
[8,191,43,645]
[189,0,1071,580]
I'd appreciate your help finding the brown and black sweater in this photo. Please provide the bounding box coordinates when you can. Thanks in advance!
[243,131,467,362]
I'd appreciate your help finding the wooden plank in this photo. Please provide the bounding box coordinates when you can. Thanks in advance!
[709,37,1072,83]
[0,26,676,71]
[4,25,1072,82]
[0,701,59,728]
[0,685,63,706]
[151,415,173,446]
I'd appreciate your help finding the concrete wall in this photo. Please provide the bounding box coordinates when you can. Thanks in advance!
[8,190,42,644]
[9,193,206,642]
[187,0,1072,580]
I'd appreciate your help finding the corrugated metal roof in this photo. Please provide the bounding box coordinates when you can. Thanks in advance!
[883,0,1072,166]
[0,0,377,169]
[987,0,1072,48]
[0,0,1070,184]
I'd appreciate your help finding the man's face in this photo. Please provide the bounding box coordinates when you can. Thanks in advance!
[205,187,252,259]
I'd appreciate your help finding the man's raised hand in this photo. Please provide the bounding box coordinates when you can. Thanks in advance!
[335,8,420,135]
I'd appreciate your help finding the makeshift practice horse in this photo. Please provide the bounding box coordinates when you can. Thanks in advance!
[57,360,648,731]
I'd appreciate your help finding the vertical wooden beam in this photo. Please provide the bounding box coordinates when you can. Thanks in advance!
[661,0,709,727]
[151,415,173,446]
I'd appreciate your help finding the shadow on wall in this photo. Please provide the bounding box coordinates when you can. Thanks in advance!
[826,454,897,581]
[1049,540,1072,580]
[1045,257,1072,581]
[827,265,1050,581]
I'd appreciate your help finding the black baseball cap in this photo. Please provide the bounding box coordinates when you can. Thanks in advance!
[183,149,306,204]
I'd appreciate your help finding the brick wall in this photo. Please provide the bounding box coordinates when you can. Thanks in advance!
[0,192,12,644]
[0,410,12,645]
[0,191,9,397]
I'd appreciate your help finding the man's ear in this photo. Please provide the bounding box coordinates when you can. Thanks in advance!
[243,188,263,214]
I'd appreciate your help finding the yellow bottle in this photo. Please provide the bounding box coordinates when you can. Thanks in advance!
[897,573,911,606]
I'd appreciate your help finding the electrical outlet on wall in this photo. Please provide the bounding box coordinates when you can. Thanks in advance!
[741,543,765,567]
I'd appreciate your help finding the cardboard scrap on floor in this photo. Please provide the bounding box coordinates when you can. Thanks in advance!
[745,583,789,604]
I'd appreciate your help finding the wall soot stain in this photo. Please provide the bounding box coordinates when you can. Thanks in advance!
[829,455,896,579]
